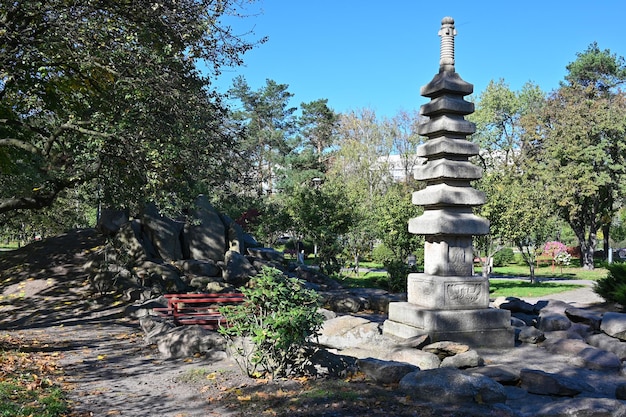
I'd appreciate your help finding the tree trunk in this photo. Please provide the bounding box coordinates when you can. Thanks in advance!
[528,261,536,284]
[580,230,597,270]
[603,223,610,260]
[481,257,492,278]
[570,222,597,270]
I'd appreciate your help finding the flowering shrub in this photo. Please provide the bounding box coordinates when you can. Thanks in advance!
[544,241,568,258]
[544,241,571,272]
[554,250,572,267]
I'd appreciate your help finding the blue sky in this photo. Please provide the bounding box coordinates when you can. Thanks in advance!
[213,0,625,118]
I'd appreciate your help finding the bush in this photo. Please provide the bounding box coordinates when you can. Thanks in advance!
[492,248,515,267]
[371,243,394,265]
[594,262,626,306]
[218,267,324,378]
[513,253,525,265]
[380,260,417,293]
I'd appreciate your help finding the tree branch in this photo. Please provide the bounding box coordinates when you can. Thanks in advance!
[0,178,73,214]
[0,137,41,154]
[59,122,114,138]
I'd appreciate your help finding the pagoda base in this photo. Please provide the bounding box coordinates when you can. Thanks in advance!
[383,302,514,348]
[407,273,490,309]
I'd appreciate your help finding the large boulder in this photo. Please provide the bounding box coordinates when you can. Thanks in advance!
[586,332,626,360]
[399,368,507,405]
[532,398,626,417]
[97,208,129,236]
[519,368,595,396]
[440,350,483,369]
[135,259,187,293]
[389,347,441,370]
[139,316,227,359]
[357,357,418,384]
[316,316,384,351]
[224,216,246,254]
[114,220,155,261]
[183,195,226,262]
[223,250,256,287]
[537,313,572,332]
[141,203,185,261]
[174,259,221,277]
[601,312,626,341]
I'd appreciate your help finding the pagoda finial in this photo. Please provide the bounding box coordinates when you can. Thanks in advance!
[438,16,456,72]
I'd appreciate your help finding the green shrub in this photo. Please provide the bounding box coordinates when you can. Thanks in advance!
[513,253,525,265]
[380,260,416,293]
[594,262,626,305]
[493,248,515,267]
[371,243,394,265]
[218,267,324,378]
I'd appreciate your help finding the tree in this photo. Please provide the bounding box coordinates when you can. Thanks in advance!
[284,179,354,275]
[329,109,394,202]
[470,79,545,170]
[374,182,423,262]
[471,80,546,275]
[228,77,297,196]
[486,170,556,283]
[298,99,338,165]
[384,110,424,184]
[326,108,393,269]
[532,44,626,269]
[0,0,263,219]
[565,42,626,92]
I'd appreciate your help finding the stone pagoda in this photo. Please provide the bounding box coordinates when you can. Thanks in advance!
[383,17,514,348]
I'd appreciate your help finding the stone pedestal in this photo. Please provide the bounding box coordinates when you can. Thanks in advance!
[385,273,514,347]
[406,273,489,309]
[384,303,514,348]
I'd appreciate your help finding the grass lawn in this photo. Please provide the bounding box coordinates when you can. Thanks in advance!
[339,270,388,289]
[338,263,600,299]
[489,279,585,298]
[485,263,608,281]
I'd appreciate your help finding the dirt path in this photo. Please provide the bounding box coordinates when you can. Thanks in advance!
[7,314,248,417]
[0,230,243,416]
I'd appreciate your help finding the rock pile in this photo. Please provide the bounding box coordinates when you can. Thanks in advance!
[87,195,340,300]
[136,292,626,415]
[312,296,626,416]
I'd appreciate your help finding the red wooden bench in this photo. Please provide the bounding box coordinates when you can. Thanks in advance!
[154,292,245,330]
[535,254,554,268]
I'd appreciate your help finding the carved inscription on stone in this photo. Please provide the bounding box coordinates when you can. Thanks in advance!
[445,282,483,306]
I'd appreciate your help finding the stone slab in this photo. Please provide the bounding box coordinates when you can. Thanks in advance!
[384,318,514,348]
[416,136,478,158]
[407,274,489,309]
[412,183,486,207]
[388,302,511,331]
[408,209,489,236]
[384,302,514,348]
[413,158,482,181]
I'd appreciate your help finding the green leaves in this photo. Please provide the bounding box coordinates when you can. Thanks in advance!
[0,0,261,218]
[219,267,324,378]
[536,55,626,267]
[565,42,626,92]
